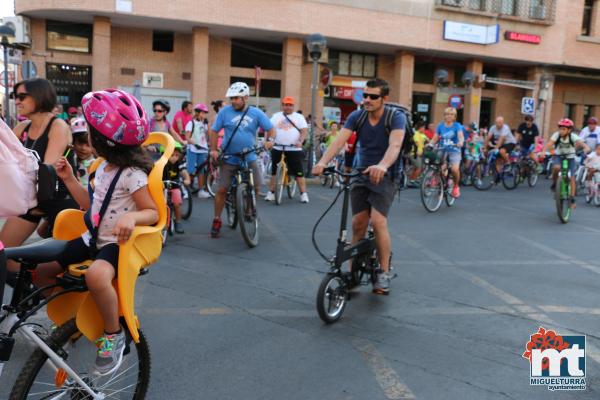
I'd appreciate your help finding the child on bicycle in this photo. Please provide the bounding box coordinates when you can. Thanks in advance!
[163,141,191,234]
[584,144,600,186]
[185,103,211,199]
[71,117,96,187]
[35,89,158,376]
[408,121,429,185]
[545,118,590,205]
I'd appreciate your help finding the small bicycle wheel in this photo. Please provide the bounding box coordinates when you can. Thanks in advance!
[555,177,572,224]
[316,273,347,324]
[206,168,220,198]
[9,319,150,400]
[527,163,539,187]
[473,161,494,191]
[275,164,285,205]
[161,206,170,246]
[502,163,520,190]
[585,186,593,204]
[181,185,193,220]
[287,178,297,199]
[226,190,238,229]
[236,182,259,248]
[420,169,444,213]
[167,205,175,236]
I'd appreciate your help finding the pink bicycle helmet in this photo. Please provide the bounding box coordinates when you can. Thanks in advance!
[194,103,209,113]
[81,89,149,146]
[558,118,574,128]
[70,117,88,134]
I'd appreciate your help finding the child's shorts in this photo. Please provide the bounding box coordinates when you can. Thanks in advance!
[56,237,119,274]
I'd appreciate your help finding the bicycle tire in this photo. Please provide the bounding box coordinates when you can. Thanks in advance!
[275,163,285,205]
[316,273,347,324]
[9,319,151,400]
[161,206,169,246]
[236,182,259,248]
[445,183,456,207]
[501,163,520,190]
[594,190,600,207]
[287,179,297,199]
[181,185,193,220]
[167,204,175,236]
[473,161,494,191]
[206,168,219,198]
[226,190,238,229]
[420,169,444,213]
[556,177,571,224]
[527,163,539,187]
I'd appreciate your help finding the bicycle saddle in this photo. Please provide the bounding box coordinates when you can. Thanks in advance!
[5,239,68,264]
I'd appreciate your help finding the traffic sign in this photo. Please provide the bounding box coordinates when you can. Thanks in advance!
[0,71,15,88]
[352,89,363,105]
[21,60,37,80]
[448,94,463,109]
[521,97,535,115]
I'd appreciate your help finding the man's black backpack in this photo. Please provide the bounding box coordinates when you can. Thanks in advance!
[351,103,415,179]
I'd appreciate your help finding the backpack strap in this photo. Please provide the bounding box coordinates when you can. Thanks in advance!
[349,109,369,155]
[384,106,397,136]
[221,106,251,156]
[84,167,124,253]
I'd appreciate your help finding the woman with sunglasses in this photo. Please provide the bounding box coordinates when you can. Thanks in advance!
[149,99,180,142]
[0,78,76,270]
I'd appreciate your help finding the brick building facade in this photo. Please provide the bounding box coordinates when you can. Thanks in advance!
[11,0,600,135]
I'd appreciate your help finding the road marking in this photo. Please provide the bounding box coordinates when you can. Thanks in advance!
[501,205,600,234]
[352,338,416,399]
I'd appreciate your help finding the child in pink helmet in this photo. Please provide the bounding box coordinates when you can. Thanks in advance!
[35,89,158,376]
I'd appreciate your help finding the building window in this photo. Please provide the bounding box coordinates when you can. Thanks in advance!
[413,62,435,84]
[441,0,464,6]
[482,66,498,90]
[152,31,174,52]
[468,0,486,11]
[529,0,547,19]
[230,76,281,98]
[231,40,282,71]
[584,105,594,123]
[564,104,575,121]
[582,0,594,36]
[493,0,516,15]
[329,50,376,78]
[46,63,92,107]
[46,20,92,53]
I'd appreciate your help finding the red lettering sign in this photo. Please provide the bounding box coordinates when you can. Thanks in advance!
[504,31,541,44]
[332,86,354,100]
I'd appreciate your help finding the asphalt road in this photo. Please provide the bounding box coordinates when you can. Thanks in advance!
[2,178,600,399]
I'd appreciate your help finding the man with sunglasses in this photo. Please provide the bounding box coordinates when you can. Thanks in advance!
[312,78,406,295]
[266,96,310,203]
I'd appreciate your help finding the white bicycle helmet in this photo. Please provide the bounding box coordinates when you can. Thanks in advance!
[225,82,250,98]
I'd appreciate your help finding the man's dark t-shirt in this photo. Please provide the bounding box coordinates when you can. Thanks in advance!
[517,122,539,148]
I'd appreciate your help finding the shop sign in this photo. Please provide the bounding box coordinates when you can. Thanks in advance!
[417,104,429,113]
[443,21,499,45]
[448,94,463,109]
[505,31,541,44]
[332,86,354,100]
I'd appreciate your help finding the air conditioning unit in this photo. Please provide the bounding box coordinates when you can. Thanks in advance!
[305,48,329,64]
[1,16,32,46]
[530,5,546,20]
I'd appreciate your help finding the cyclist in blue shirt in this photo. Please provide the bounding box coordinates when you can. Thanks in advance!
[432,107,464,197]
[208,82,275,238]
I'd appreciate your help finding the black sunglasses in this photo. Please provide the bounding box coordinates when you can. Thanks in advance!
[11,92,30,101]
[153,108,165,113]
[362,93,382,100]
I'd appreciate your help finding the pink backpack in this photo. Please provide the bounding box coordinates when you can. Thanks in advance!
[0,119,39,217]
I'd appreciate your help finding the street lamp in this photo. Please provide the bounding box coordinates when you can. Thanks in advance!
[0,23,15,128]
[305,33,326,177]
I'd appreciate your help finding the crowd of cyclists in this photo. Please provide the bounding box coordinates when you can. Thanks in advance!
[1,74,599,384]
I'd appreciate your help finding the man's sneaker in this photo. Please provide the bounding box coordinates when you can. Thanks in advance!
[94,328,126,376]
[197,190,211,199]
[210,217,222,238]
[175,221,184,234]
[451,185,460,198]
[300,192,309,203]
[372,271,394,295]
[265,191,275,202]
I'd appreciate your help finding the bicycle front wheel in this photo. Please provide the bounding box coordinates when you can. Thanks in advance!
[181,185,193,220]
[473,161,494,191]
[420,169,444,213]
[527,163,539,187]
[502,163,520,190]
[316,273,347,324]
[206,168,220,198]
[236,182,259,247]
[555,177,572,224]
[287,178,297,199]
[10,319,150,400]
[275,164,285,205]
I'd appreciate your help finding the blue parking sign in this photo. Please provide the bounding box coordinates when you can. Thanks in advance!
[521,97,535,115]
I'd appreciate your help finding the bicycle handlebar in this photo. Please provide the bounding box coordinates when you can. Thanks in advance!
[322,166,363,178]
[221,145,265,160]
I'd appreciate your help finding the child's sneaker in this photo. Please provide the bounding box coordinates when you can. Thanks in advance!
[94,328,126,376]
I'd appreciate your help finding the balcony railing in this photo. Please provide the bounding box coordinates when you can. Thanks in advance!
[436,0,556,23]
